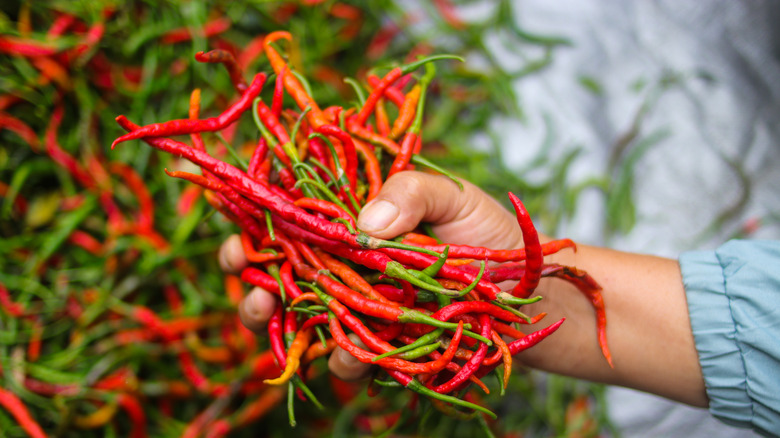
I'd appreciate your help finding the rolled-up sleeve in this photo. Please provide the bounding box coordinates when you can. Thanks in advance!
[679,240,780,437]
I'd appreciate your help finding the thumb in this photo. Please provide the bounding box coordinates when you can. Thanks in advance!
[356,171,522,249]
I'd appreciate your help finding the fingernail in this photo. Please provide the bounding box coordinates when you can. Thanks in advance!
[358,200,399,232]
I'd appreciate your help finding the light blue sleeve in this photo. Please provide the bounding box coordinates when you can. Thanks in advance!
[679,240,780,437]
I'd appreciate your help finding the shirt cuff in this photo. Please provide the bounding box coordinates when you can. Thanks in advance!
[680,240,780,437]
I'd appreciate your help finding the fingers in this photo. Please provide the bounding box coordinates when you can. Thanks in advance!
[238,286,276,334]
[357,171,525,249]
[219,234,248,274]
[328,334,373,381]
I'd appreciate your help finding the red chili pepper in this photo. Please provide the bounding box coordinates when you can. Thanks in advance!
[315,249,396,305]
[346,115,401,155]
[367,74,405,106]
[314,124,358,190]
[328,313,463,375]
[0,282,27,317]
[293,198,356,232]
[388,64,434,177]
[547,266,612,367]
[410,238,577,264]
[0,36,59,57]
[0,111,41,151]
[476,318,566,379]
[271,66,287,118]
[47,13,78,38]
[431,300,527,325]
[433,314,491,394]
[240,231,285,263]
[241,267,281,295]
[118,121,387,250]
[111,73,267,148]
[164,169,267,241]
[298,312,329,332]
[0,387,47,438]
[117,393,148,438]
[508,192,544,298]
[268,300,287,372]
[279,261,303,300]
[160,17,231,44]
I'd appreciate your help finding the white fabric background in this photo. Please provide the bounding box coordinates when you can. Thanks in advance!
[495,0,780,436]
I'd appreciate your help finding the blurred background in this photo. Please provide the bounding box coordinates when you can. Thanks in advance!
[1,0,777,436]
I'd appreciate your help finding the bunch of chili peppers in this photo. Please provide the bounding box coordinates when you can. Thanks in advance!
[112,31,612,425]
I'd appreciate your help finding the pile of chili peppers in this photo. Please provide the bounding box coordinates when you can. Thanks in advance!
[1,1,610,436]
[112,31,612,424]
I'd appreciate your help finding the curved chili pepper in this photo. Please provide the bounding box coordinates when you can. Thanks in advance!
[491,329,512,390]
[267,301,287,373]
[476,318,566,379]
[0,387,48,438]
[0,35,59,57]
[302,338,337,365]
[240,231,285,263]
[328,312,464,375]
[111,73,267,148]
[0,111,40,151]
[546,265,612,367]
[73,400,120,429]
[367,74,405,106]
[508,192,543,298]
[194,49,247,93]
[314,124,358,190]
[164,169,267,240]
[264,326,312,385]
[432,313,491,395]
[117,393,147,438]
[314,249,395,305]
[263,31,328,128]
[241,267,281,295]
[389,84,420,139]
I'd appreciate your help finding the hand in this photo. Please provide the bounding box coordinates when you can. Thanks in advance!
[223,171,523,381]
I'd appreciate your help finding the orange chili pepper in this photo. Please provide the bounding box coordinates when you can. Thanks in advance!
[263,327,312,385]
[389,84,420,139]
[73,401,119,429]
[263,31,328,128]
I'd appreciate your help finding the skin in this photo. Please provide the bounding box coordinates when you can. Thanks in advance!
[222,171,708,407]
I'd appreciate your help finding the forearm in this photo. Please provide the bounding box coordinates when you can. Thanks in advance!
[517,243,708,407]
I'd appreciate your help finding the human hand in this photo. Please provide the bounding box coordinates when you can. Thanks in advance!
[222,171,528,380]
